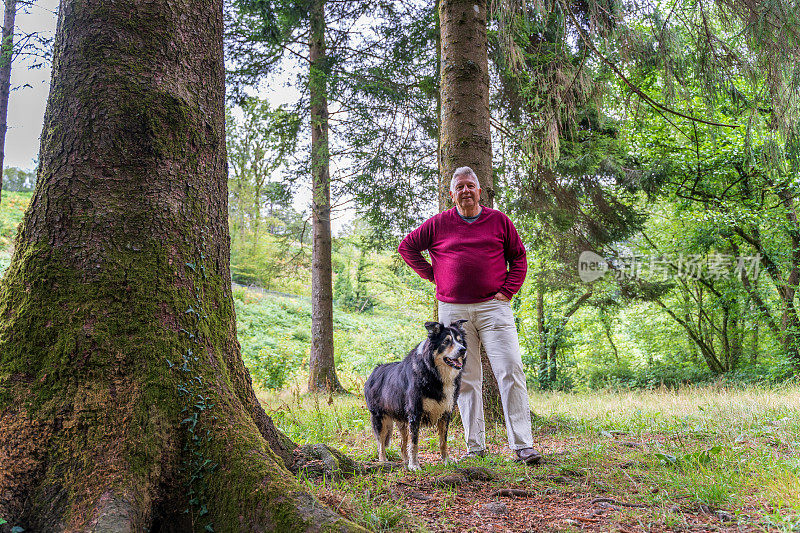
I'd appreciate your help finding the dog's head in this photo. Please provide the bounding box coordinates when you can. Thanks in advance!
[425,320,468,373]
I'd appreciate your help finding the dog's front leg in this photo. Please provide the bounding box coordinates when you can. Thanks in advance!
[437,414,451,464]
[407,416,421,471]
[397,421,409,465]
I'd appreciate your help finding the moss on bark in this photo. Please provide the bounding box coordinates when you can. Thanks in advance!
[0,1,365,531]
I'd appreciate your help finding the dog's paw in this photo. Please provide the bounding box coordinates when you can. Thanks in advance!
[407,462,421,471]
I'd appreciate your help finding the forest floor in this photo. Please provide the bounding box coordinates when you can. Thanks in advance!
[259,386,800,532]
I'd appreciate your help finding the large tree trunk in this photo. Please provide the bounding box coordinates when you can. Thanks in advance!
[439,0,502,420]
[0,1,363,531]
[0,0,15,202]
[307,0,344,394]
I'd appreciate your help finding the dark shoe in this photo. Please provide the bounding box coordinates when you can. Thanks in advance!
[459,449,487,461]
[514,447,542,465]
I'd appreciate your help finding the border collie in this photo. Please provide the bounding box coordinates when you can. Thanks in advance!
[364,320,468,470]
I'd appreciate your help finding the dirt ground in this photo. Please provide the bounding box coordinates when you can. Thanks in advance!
[317,437,771,532]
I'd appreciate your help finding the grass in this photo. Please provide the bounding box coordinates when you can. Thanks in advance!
[258,386,800,532]
[0,191,32,276]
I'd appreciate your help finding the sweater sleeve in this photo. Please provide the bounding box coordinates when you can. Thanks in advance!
[398,218,435,282]
[499,215,527,298]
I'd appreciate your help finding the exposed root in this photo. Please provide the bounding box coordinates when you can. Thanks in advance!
[87,492,139,533]
[591,497,651,508]
[491,488,536,498]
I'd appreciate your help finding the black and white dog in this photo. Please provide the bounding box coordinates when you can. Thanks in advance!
[364,320,468,470]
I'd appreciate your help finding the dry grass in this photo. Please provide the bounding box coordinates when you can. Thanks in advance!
[259,385,800,532]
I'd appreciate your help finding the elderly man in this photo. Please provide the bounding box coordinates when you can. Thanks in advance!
[398,166,541,465]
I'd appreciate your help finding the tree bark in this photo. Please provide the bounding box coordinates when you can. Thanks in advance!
[0,0,16,202]
[307,0,344,394]
[0,1,362,531]
[439,0,503,420]
[537,286,550,389]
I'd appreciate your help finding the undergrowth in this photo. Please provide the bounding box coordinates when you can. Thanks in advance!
[234,286,425,390]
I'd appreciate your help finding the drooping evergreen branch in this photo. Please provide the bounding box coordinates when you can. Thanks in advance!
[558,0,739,131]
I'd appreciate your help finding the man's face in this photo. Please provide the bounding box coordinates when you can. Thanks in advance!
[450,175,481,212]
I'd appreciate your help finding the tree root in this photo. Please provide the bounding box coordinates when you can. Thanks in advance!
[491,488,536,498]
[591,497,651,508]
[293,443,361,479]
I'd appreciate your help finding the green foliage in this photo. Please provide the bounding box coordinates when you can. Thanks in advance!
[333,233,376,313]
[0,191,32,276]
[653,445,723,467]
[234,286,428,390]
[2,167,36,192]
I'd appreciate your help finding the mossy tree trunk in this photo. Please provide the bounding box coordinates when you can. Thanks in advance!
[439,0,503,422]
[0,0,15,201]
[308,0,344,394]
[0,1,362,531]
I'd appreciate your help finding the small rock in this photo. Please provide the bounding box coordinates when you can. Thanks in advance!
[621,441,642,448]
[407,491,433,501]
[433,473,467,487]
[482,502,508,515]
[563,518,581,527]
[715,510,733,522]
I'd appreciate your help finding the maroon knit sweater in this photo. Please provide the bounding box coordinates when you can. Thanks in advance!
[398,206,527,303]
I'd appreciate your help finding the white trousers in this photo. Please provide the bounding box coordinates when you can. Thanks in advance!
[438,299,534,452]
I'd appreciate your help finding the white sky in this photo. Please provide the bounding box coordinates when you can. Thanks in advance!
[5,0,58,171]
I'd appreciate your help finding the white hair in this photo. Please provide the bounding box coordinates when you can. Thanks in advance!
[450,166,480,193]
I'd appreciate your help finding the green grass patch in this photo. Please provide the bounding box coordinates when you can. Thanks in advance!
[257,385,800,531]
[0,191,32,276]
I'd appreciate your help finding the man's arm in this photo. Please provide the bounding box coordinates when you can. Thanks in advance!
[497,216,527,299]
[398,220,435,282]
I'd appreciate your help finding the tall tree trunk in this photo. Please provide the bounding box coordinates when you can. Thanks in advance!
[537,286,550,390]
[439,0,502,420]
[439,0,492,197]
[308,0,344,394]
[0,1,362,530]
[0,0,15,202]
[435,0,446,214]
[601,313,620,365]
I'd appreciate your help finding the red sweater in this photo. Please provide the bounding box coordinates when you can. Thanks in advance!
[398,206,527,303]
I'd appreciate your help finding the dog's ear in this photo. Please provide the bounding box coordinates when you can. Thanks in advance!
[451,319,468,330]
[425,321,442,336]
